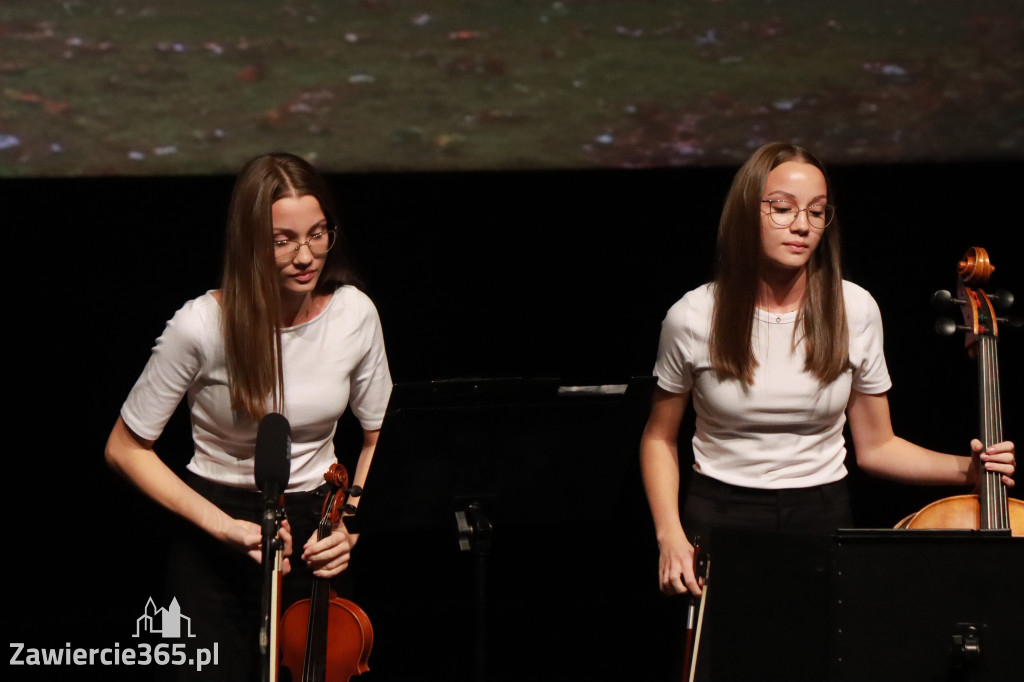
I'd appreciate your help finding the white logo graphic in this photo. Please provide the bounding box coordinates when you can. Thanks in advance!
[133,597,196,638]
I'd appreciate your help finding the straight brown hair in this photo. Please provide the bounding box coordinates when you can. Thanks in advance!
[221,153,362,421]
[710,142,848,385]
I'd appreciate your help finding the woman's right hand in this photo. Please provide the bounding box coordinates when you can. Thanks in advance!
[641,388,697,596]
[659,529,701,597]
[221,517,294,575]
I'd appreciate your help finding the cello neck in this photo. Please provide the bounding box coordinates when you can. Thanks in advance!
[976,334,1009,530]
[955,248,1010,531]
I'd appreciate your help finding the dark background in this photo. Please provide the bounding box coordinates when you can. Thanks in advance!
[5,160,1022,681]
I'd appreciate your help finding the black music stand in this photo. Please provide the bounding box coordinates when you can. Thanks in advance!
[705,527,1024,682]
[354,376,655,682]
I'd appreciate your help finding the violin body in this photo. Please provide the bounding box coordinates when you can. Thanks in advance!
[279,463,373,682]
[279,591,373,682]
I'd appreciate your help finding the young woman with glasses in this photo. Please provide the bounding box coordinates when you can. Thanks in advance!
[105,152,392,680]
[640,142,1015,601]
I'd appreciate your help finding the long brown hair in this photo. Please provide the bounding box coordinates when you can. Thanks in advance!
[710,142,847,385]
[221,152,362,421]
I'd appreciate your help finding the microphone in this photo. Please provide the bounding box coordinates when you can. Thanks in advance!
[255,412,290,675]
[255,412,291,501]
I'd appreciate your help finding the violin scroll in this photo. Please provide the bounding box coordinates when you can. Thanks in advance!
[323,463,362,520]
[324,463,349,491]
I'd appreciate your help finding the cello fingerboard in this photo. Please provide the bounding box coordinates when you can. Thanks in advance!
[977,335,1008,530]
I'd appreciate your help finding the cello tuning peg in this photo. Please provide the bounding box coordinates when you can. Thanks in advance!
[987,289,1014,310]
[932,290,963,310]
[997,314,1023,329]
[935,318,966,337]
[932,290,952,309]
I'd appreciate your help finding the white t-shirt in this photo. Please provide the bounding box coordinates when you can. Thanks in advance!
[653,281,891,489]
[121,285,393,492]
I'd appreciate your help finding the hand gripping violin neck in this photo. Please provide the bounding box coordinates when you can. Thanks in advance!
[279,464,374,682]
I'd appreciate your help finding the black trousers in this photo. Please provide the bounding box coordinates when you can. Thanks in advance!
[676,472,853,682]
[682,471,854,546]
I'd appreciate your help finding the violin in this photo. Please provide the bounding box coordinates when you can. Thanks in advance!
[897,247,1023,534]
[279,464,374,681]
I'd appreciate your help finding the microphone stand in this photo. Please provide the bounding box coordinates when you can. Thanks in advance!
[259,491,286,682]
[254,412,291,682]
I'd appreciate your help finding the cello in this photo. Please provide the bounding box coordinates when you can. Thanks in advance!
[897,247,1023,534]
[279,463,374,681]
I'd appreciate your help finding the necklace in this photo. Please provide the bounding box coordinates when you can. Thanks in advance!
[759,302,799,324]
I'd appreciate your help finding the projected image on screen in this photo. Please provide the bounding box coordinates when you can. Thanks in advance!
[1,0,1021,176]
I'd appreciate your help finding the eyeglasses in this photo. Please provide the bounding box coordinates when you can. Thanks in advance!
[761,200,834,230]
[274,229,337,262]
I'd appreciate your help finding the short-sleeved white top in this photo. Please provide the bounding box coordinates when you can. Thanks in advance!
[653,281,891,489]
[121,285,393,492]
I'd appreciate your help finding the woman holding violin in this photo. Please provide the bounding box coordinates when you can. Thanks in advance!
[105,152,391,681]
[640,142,1016,602]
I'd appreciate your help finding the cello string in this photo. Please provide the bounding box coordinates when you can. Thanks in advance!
[982,335,993,528]
[988,337,1007,527]
[978,332,992,528]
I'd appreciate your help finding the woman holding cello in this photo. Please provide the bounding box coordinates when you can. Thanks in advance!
[640,142,1016,675]
[106,152,391,681]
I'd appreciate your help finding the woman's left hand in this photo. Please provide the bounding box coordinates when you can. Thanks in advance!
[972,439,1016,488]
[302,523,357,578]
